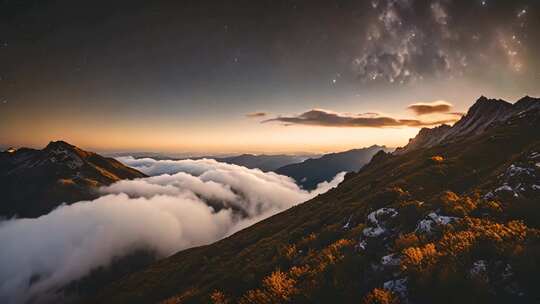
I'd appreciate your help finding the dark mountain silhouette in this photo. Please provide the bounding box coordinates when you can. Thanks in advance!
[89,96,540,304]
[276,145,393,190]
[214,154,311,171]
[0,141,146,218]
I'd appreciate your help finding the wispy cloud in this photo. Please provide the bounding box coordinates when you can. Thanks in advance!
[407,100,453,115]
[262,108,459,128]
[245,112,268,118]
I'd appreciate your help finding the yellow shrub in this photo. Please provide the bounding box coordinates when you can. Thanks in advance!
[440,191,477,216]
[282,244,297,260]
[262,270,297,301]
[479,200,503,213]
[289,265,310,278]
[362,288,399,304]
[438,230,477,258]
[210,290,230,304]
[401,243,438,272]
[430,155,444,163]
[395,233,420,251]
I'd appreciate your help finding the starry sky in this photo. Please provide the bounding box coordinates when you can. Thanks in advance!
[1,0,539,154]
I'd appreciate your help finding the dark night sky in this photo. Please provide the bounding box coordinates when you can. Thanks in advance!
[1,0,539,153]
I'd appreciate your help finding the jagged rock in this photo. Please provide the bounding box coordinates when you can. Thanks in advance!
[363,208,399,237]
[381,253,401,267]
[415,212,457,234]
[486,162,540,200]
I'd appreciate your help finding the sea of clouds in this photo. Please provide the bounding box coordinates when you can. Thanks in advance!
[0,157,345,303]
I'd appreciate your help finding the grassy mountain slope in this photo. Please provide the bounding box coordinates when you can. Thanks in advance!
[91,105,540,303]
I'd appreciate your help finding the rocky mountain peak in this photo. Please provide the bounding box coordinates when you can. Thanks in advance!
[0,140,146,218]
[465,96,512,117]
[396,95,539,155]
[44,140,93,160]
[45,140,76,153]
[514,96,540,112]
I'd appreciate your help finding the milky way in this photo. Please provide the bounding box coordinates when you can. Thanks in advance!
[1,0,539,151]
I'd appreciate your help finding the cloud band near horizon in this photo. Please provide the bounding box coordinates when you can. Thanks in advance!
[262,110,460,128]
[260,100,463,128]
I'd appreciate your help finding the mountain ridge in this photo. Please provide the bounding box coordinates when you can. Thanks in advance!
[395,96,540,155]
[275,145,393,190]
[0,140,147,218]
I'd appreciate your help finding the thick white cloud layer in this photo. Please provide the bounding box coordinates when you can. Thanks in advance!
[0,157,344,303]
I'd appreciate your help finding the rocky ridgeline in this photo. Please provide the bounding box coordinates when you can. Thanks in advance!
[395,96,540,155]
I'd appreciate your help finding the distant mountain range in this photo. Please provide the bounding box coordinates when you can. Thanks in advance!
[0,141,146,218]
[109,152,316,172]
[275,145,394,190]
[90,96,540,304]
[214,154,313,171]
[0,140,389,220]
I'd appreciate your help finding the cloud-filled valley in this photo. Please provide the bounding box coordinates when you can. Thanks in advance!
[0,157,345,303]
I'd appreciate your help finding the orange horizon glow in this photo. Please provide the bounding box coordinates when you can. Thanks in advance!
[2,120,422,154]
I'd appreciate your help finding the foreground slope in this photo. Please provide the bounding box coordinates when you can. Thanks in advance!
[94,98,540,304]
[0,141,146,218]
[275,145,392,190]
